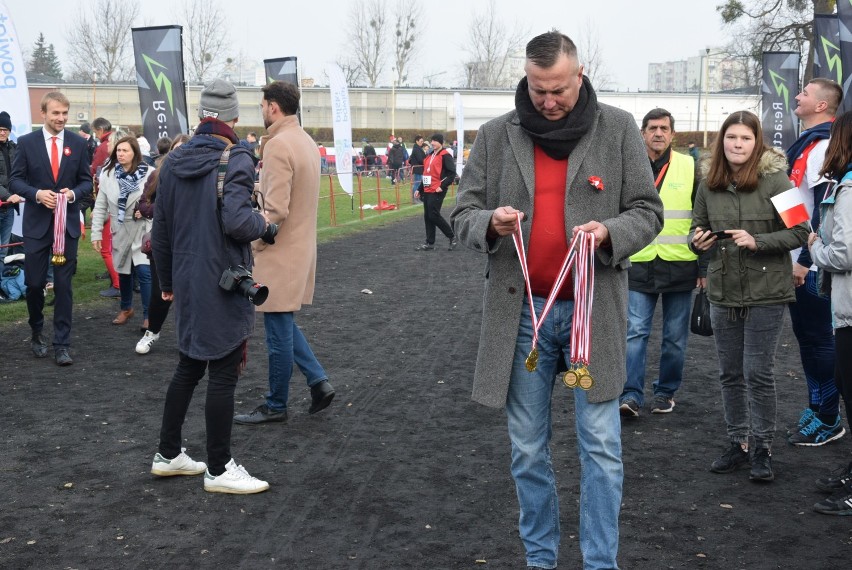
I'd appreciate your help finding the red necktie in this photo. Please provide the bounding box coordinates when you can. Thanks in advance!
[50,136,59,182]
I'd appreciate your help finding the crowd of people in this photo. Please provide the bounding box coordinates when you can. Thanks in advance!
[1,28,851,569]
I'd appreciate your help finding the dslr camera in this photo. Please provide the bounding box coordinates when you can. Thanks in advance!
[219,265,269,306]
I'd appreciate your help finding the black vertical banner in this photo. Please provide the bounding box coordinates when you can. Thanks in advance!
[761,51,800,150]
[263,56,301,121]
[813,14,842,83]
[132,26,189,143]
[263,56,299,86]
[838,1,852,114]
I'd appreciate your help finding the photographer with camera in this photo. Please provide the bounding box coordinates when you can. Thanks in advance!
[234,81,335,426]
[149,79,272,494]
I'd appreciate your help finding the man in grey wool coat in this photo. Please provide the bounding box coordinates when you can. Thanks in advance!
[451,31,663,570]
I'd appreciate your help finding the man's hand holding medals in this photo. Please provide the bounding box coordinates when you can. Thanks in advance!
[506,210,600,391]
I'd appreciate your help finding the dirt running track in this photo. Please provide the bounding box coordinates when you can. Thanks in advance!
[1,212,850,569]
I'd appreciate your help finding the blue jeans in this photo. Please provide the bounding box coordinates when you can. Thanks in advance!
[710,303,784,448]
[0,208,14,275]
[264,312,328,412]
[788,271,838,416]
[118,263,151,318]
[507,296,622,570]
[622,290,692,406]
[412,174,422,199]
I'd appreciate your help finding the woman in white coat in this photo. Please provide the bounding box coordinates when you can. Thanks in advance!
[91,135,152,327]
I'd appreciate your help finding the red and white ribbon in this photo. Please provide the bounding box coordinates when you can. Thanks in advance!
[569,232,595,367]
[511,212,587,352]
[52,192,67,258]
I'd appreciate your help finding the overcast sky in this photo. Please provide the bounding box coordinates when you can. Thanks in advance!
[10,0,730,91]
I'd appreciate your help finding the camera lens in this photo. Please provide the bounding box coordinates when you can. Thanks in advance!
[238,279,268,306]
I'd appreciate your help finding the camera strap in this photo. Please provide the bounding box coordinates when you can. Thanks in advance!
[214,144,241,270]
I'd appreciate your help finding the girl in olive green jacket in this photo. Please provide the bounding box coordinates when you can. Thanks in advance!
[689,111,808,484]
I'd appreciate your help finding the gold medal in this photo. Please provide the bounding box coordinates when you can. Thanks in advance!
[525,347,539,372]
[562,368,579,388]
[51,254,66,266]
[578,369,594,390]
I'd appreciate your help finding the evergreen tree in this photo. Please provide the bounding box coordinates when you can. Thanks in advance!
[28,32,63,79]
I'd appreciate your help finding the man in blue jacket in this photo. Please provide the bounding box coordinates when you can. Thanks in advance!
[10,92,92,366]
[149,79,272,494]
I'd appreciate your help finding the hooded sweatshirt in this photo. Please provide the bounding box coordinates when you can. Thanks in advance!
[152,129,266,360]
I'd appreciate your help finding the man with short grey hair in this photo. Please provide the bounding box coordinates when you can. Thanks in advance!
[452,30,662,569]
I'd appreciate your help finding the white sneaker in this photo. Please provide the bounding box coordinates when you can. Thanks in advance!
[136,330,160,354]
[204,459,269,494]
[151,448,207,476]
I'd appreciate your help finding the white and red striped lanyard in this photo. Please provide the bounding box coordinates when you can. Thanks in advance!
[511,212,591,370]
[569,231,595,368]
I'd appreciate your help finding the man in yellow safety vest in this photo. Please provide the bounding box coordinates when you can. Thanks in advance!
[619,108,703,417]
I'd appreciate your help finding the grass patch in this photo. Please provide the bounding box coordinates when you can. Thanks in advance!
[0,176,456,322]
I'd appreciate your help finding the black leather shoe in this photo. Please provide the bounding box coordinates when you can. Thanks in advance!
[308,380,335,414]
[31,332,49,358]
[233,404,288,425]
[54,347,73,366]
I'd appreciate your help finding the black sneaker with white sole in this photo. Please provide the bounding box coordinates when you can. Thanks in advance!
[619,399,639,417]
[815,461,852,493]
[651,396,675,414]
[813,481,852,516]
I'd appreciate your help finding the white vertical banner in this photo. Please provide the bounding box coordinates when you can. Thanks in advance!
[454,92,464,177]
[327,64,353,196]
[0,1,32,236]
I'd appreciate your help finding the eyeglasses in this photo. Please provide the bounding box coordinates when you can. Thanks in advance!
[0,128,9,134]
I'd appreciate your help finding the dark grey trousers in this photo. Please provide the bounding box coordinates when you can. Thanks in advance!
[710,303,785,449]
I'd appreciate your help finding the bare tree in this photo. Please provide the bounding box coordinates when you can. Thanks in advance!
[66,0,139,82]
[347,0,387,88]
[337,57,365,87]
[717,0,834,82]
[179,0,232,84]
[222,50,252,85]
[392,3,421,86]
[462,0,528,89]
[576,20,611,90]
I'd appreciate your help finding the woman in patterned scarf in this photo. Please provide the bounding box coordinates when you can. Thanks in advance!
[91,135,152,328]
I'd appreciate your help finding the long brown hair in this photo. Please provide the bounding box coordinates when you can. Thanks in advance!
[105,135,141,175]
[819,111,852,180]
[705,111,768,192]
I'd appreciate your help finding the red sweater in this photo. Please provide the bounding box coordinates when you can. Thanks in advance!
[528,145,573,300]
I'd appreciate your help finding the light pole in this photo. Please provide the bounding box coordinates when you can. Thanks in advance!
[703,48,710,148]
[391,76,396,137]
[420,72,446,130]
[92,69,98,119]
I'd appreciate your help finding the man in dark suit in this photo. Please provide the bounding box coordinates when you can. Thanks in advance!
[10,91,92,365]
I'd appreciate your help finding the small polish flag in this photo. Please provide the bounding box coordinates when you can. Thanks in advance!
[770,187,810,228]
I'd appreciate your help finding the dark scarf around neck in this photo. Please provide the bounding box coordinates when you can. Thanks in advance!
[196,117,240,143]
[514,74,597,160]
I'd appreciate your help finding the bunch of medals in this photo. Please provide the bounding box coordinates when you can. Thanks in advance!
[51,192,68,265]
[511,213,595,390]
[562,231,594,390]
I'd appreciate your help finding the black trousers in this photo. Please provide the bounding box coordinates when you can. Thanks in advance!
[421,191,454,245]
[146,257,172,334]
[835,326,852,423]
[158,344,243,476]
[25,233,78,347]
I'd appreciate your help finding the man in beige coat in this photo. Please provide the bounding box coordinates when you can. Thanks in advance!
[234,82,335,425]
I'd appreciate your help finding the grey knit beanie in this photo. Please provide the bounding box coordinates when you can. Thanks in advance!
[198,78,239,122]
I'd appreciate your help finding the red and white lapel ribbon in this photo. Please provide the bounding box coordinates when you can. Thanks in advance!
[52,192,67,260]
[569,231,595,368]
[511,212,587,353]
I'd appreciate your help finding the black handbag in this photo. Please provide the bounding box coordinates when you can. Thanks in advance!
[690,287,713,336]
